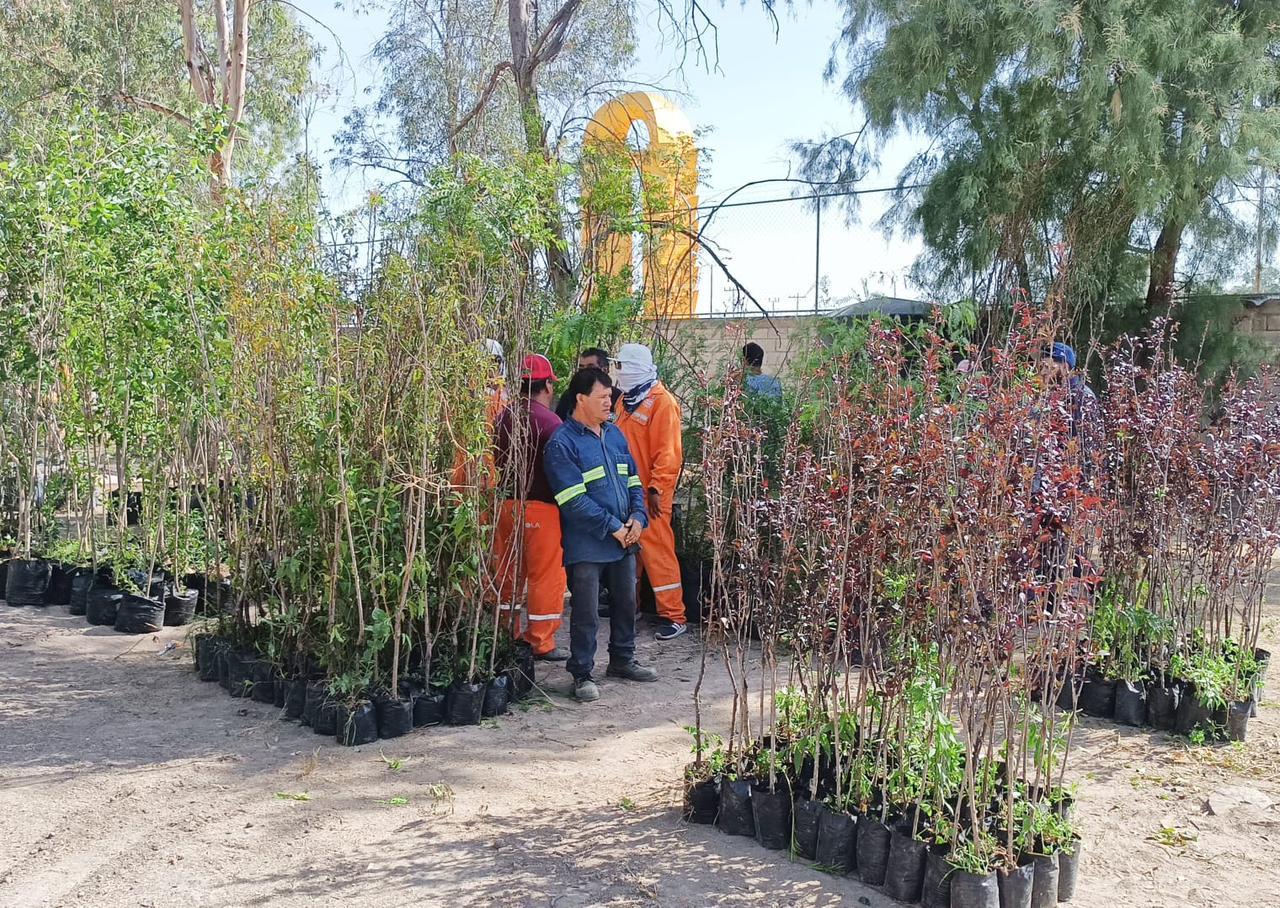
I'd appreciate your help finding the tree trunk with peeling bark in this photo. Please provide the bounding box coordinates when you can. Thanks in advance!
[175,0,252,190]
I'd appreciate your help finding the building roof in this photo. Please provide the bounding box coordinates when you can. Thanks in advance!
[829,295,938,319]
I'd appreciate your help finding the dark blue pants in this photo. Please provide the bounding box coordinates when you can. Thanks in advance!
[566,555,637,681]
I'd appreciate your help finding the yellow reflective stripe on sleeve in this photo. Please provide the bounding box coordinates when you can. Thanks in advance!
[582,466,606,483]
[555,483,587,505]
[627,476,643,488]
[616,463,628,475]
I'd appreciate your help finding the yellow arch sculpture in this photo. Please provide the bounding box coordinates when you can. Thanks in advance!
[582,92,699,319]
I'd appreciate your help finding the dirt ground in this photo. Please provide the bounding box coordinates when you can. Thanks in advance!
[2,589,1278,908]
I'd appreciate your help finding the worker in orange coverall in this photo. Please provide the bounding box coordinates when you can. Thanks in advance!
[611,343,688,641]
[451,339,509,491]
[493,354,569,660]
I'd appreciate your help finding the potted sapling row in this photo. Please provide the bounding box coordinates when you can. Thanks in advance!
[0,283,58,609]
[1137,607,1180,731]
[442,638,487,727]
[331,609,392,746]
[774,689,828,861]
[412,638,448,729]
[917,726,966,908]
[1218,640,1262,741]
[813,727,873,879]
[34,482,74,606]
[1076,597,1117,719]
[888,665,962,903]
[1109,601,1167,727]
[158,509,206,628]
[113,528,168,636]
[1020,798,1082,908]
[814,786,859,876]
[335,686,379,747]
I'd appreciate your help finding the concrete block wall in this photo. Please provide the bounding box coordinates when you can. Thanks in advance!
[656,314,820,378]
[1238,298,1280,357]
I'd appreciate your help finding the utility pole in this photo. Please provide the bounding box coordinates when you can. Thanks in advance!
[1256,170,1267,293]
[814,192,823,313]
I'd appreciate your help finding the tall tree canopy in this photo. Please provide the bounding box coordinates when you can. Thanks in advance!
[0,0,315,183]
[340,0,779,300]
[339,0,636,183]
[806,0,1280,346]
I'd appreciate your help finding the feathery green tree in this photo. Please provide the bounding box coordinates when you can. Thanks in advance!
[805,0,1280,370]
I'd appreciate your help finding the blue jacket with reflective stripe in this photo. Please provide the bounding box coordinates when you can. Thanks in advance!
[543,417,648,565]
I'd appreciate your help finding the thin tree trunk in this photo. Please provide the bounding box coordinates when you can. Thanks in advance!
[508,0,574,300]
[178,0,214,105]
[214,0,230,95]
[176,0,250,189]
[221,0,252,184]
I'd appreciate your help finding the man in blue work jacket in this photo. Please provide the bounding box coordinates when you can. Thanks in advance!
[543,367,660,702]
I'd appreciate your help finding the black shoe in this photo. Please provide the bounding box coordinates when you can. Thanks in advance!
[597,606,611,619]
[574,677,600,702]
[606,660,658,682]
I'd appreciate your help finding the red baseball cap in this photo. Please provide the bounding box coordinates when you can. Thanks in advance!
[520,354,557,381]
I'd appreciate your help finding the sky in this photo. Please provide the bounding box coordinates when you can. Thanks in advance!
[300,0,927,311]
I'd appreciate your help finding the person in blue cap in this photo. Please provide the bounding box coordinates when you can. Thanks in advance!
[1038,341,1103,461]
[1034,341,1105,602]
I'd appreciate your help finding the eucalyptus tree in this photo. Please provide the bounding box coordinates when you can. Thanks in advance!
[342,0,783,300]
[174,0,318,187]
[0,0,177,133]
[0,0,315,185]
[804,0,1280,346]
[341,0,635,180]
[339,0,637,296]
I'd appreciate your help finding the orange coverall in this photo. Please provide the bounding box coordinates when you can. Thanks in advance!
[450,384,508,491]
[615,381,685,624]
[492,397,567,655]
[492,500,565,654]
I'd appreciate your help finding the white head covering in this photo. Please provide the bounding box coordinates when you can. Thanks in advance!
[613,342,658,393]
[482,338,505,370]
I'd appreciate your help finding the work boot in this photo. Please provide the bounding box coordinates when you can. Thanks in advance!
[606,659,659,682]
[535,646,570,662]
[655,621,688,642]
[574,677,600,702]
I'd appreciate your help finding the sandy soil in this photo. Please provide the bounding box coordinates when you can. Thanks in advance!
[1,590,1278,908]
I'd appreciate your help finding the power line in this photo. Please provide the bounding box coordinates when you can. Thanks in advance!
[317,182,923,246]
[682,182,922,214]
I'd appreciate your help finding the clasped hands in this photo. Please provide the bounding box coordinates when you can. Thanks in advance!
[611,518,643,547]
